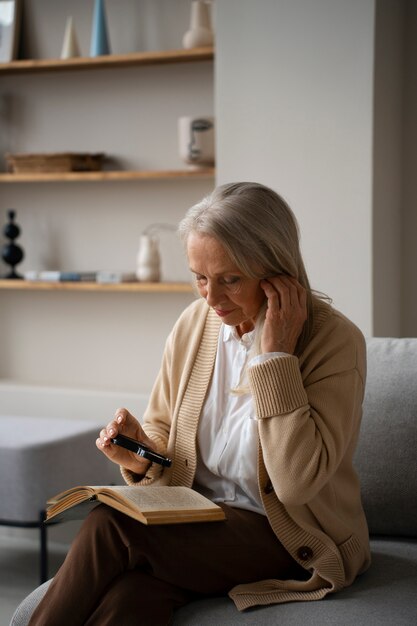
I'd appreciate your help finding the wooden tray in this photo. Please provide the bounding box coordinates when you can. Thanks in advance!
[5,152,105,173]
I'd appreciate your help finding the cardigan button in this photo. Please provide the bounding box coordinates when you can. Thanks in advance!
[297,546,313,561]
[264,479,274,494]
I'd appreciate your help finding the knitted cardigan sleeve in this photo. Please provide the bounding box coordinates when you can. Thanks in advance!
[248,308,366,506]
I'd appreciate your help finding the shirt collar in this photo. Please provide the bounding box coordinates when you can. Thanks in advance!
[222,324,255,347]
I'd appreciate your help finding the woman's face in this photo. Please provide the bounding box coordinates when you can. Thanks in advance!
[187,233,265,336]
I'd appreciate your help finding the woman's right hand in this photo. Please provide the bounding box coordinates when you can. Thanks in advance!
[96,407,153,475]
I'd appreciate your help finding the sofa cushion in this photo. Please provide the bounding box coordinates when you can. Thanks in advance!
[355,338,417,537]
[10,539,417,626]
[174,538,417,625]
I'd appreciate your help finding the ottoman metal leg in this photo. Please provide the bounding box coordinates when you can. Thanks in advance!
[39,511,48,584]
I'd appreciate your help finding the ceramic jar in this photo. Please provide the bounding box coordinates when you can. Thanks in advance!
[178,116,215,167]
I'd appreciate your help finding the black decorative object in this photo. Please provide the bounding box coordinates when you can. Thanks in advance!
[2,209,25,279]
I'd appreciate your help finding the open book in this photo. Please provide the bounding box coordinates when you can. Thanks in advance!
[46,485,226,525]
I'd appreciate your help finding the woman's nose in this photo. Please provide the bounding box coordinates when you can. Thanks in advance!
[204,281,223,306]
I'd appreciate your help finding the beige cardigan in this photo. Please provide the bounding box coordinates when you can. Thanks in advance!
[122,297,371,610]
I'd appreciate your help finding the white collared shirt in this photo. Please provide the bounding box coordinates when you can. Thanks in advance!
[194,324,269,514]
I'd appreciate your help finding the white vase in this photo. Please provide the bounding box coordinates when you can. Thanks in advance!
[61,16,81,59]
[178,116,215,167]
[136,235,161,282]
[182,1,214,49]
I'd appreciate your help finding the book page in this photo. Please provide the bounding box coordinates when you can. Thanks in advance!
[47,486,94,505]
[46,485,225,525]
[100,485,222,513]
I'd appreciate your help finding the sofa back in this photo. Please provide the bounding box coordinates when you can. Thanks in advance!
[354,337,417,538]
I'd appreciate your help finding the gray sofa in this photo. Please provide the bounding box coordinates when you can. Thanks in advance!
[10,338,417,625]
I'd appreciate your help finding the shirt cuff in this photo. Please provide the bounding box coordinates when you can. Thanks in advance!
[249,352,288,367]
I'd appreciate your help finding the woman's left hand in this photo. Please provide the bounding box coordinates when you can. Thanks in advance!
[260,275,308,355]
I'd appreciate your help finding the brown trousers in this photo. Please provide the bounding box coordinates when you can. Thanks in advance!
[29,503,304,626]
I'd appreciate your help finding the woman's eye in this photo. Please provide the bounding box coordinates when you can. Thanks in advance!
[223,276,240,286]
[195,275,207,285]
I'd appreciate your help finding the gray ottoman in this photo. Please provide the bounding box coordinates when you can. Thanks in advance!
[0,415,121,582]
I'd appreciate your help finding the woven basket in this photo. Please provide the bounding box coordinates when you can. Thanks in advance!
[5,152,105,173]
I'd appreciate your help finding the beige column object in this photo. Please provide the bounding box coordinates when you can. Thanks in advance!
[61,16,81,59]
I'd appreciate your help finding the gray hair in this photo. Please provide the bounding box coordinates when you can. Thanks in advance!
[179,182,319,355]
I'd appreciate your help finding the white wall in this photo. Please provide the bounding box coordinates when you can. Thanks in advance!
[215,0,375,335]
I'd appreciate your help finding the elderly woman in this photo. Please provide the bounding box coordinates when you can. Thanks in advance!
[29,182,370,626]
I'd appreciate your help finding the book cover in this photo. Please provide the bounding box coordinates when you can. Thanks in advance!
[24,271,98,282]
[59,271,98,282]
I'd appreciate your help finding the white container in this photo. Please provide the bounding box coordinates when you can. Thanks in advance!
[178,116,215,167]
[136,235,161,282]
[182,1,214,49]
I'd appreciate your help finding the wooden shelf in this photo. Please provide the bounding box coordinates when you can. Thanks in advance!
[0,47,214,75]
[0,280,194,293]
[0,46,209,297]
[0,168,215,183]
